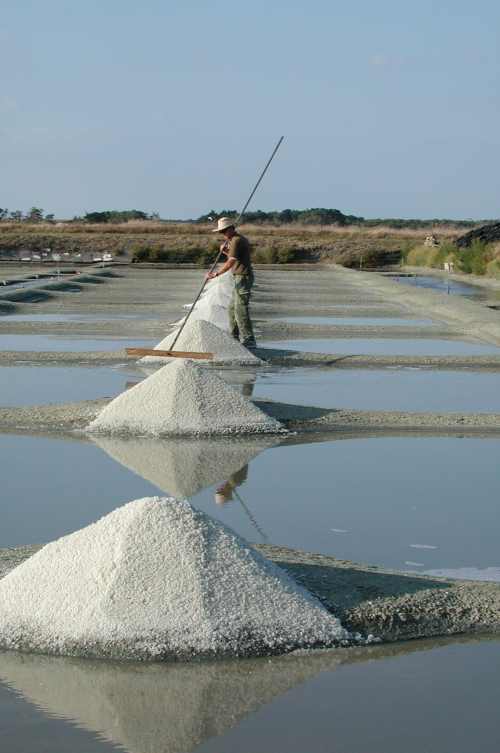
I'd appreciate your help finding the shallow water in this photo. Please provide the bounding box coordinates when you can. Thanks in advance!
[263,337,500,356]
[0,334,154,351]
[1,313,156,322]
[244,366,500,413]
[1,637,500,753]
[389,274,483,297]
[423,566,500,581]
[276,316,435,326]
[0,366,139,406]
[1,372,500,753]
[2,434,499,576]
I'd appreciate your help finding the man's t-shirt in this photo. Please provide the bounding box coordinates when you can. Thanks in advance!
[228,234,252,276]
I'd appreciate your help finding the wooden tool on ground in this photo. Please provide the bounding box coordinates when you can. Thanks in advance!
[126,348,213,360]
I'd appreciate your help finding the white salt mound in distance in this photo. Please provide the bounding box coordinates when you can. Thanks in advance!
[87,359,284,436]
[141,319,260,365]
[0,497,349,660]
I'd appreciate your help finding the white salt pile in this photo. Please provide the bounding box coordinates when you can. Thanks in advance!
[174,273,234,329]
[0,497,349,660]
[93,435,280,498]
[141,319,260,365]
[87,359,285,436]
[172,302,230,331]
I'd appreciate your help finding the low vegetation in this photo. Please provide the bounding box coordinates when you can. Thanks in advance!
[0,220,461,267]
[403,239,500,278]
[2,208,498,274]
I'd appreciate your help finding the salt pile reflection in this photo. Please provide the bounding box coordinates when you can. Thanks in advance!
[0,649,342,753]
[92,434,282,499]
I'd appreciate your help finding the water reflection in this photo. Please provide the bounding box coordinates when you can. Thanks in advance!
[92,435,281,500]
[1,636,497,753]
[0,649,340,753]
[3,431,499,572]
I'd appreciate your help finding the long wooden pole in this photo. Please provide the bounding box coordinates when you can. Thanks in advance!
[168,136,284,353]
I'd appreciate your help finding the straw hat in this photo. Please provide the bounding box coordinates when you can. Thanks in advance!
[212,217,236,233]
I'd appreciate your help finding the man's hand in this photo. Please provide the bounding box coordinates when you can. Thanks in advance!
[206,271,217,280]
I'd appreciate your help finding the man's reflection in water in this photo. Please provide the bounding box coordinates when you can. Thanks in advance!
[214,372,255,505]
[241,380,255,399]
[215,465,249,505]
[213,373,268,540]
[214,464,268,542]
[214,373,254,505]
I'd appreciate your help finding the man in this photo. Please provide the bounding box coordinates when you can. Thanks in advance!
[214,464,249,505]
[207,217,256,349]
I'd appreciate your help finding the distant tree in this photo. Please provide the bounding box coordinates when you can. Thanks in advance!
[149,211,160,221]
[44,213,55,222]
[84,210,149,223]
[27,207,44,222]
[9,210,23,222]
[195,207,363,226]
[0,208,8,221]
[196,210,237,223]
[84,211,111,223]
[279,209,295,223]
[115,210,148,222]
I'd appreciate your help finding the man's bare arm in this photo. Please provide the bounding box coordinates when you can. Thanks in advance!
[206,256,235,279]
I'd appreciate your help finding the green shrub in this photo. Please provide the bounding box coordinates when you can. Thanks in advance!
[399,240,413,263]
[405,245,430,266]
[131,244,153,262]
[277,247,299,263]
[131,244,217,265]
[253,246,277,263]
[252,245,299,263]
[405,241,459,270]
[486,258,500,279]
[434,241,458,266]
[196,250,213,267]
[457,240,491,275]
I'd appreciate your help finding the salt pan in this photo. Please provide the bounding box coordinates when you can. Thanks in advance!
[87,358,284,436]
[0,497,348,660]
[141,319,260,365]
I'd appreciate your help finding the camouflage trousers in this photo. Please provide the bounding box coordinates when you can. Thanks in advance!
[229,273,256,347]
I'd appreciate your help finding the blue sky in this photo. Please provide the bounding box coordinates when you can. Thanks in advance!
[1,0,499,219]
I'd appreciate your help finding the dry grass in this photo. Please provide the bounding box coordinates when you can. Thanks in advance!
[0,220,467,267]
[0,220,465,238]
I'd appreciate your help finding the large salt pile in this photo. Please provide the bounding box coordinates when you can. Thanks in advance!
[93,435,280,498]
[177,273,234,327]
[141,318,260,365]
[87,359,284,436]
[172,301,230,331]
[0,497,349,660]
